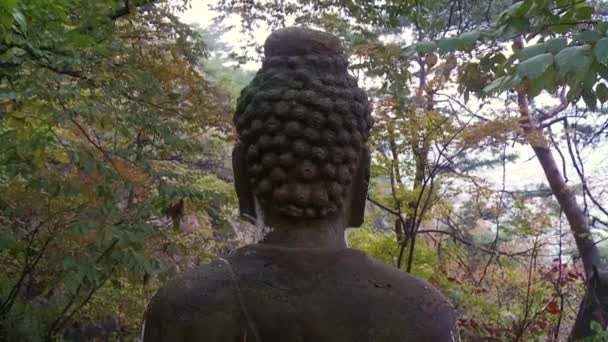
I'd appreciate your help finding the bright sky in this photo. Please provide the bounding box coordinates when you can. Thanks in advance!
[180,0,267,70]
[178,1,608,197]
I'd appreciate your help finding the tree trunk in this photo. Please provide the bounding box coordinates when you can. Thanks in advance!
[515,61,606,340]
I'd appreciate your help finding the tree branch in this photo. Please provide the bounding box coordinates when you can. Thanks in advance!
[537,86,568,122]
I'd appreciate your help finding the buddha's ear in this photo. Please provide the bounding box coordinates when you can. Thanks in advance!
[348,146,370,227]
[233,142,257,223]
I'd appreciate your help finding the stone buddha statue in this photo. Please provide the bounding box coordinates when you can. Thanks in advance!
[142,27,459,342]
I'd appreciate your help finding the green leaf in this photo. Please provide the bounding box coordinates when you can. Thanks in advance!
[565,60,592,88]
[545,37,567,55]
[575,5,593,20]
[567,87,582,102]
[416,41,436,54]
[555,46,590,74]
[497,18,530,39]
[582,89,597,111]
[519,43,546,61]
[401,45,415,57]
[574,31,600,44]
[594,38,608,65]
[0,0,18,11]
[483,76,507,94]
[62,256,77,271]
[517,53,553,79]
[598,22,608,35]
[596,83,608,103]
[527,66,555,98]
[460,30,481,47]
[583,71,598,90]
[437,37,463,53]
[499,1,532,22]
[0,231,17,250]
[11,9,26,36]
[0,0,18,27]
[598,64,608,80]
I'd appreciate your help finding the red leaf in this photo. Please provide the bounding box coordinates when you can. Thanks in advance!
[546,301,561,314]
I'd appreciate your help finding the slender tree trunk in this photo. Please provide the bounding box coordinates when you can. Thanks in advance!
[517,91,600,275]
[514,36,606,339]
[403,58,431,271]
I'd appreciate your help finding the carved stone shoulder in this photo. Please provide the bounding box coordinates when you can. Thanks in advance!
[142,260,248,342]
[355,250,460,341]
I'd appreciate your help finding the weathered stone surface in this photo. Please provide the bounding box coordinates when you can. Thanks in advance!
[143,26,459,342]
[145,246,458,341]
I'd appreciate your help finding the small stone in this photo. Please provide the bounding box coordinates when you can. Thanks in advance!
[285,121,302,137]
[327,113,343,129]
[248,163,263,176]
[279,152,295,168]
[264,88,283,101]
[282,204,303,217]
[303,128,320,142]
[322,164,337,179]
[331,147,345,163]
[256,179,272,194]
[235,117,248,131]
[293,184,311,206]
[294,68,311,83]
[328,182,343,199]
[240,129,253,143]
[258,134,272,149]
[273,186,290,203]
[270,168,287,183]
[293,139,310,157]
[344,147,358,162]
[305,208,317,218]
[311,187,329,205]
[251,119,264,133]
[292,105,308,121]
[351,102,364,116]
[266,117,282,133]
[274,101,291,116]
[311,146,328,161]
[271,134,289,150]
[338,165,351,184]
[298,160,317,180]
[247,144,260,161]
[314,97,333,112]
[321,130,336,144]
[343,115,357,129]
[262,153,278,169]
[326,203,338,215]
[308,111,325,128]
[334,99,350,115]
[287,56,302,68]
[283,89,297,100]
[337,131,351,144]
[256,101,272,116]
[297,90,317,105]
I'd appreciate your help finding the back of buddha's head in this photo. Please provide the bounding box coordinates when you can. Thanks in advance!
[233,27,373,220]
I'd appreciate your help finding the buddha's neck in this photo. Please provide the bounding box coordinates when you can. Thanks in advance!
[257,215,348,249]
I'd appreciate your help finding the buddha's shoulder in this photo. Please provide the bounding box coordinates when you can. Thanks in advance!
[331,250,459,340]
[146,258,236,316]
[347,249,455,308]
[142,259,247,341]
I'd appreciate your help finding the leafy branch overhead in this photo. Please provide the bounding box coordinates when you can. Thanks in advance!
[410,0,608,107]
